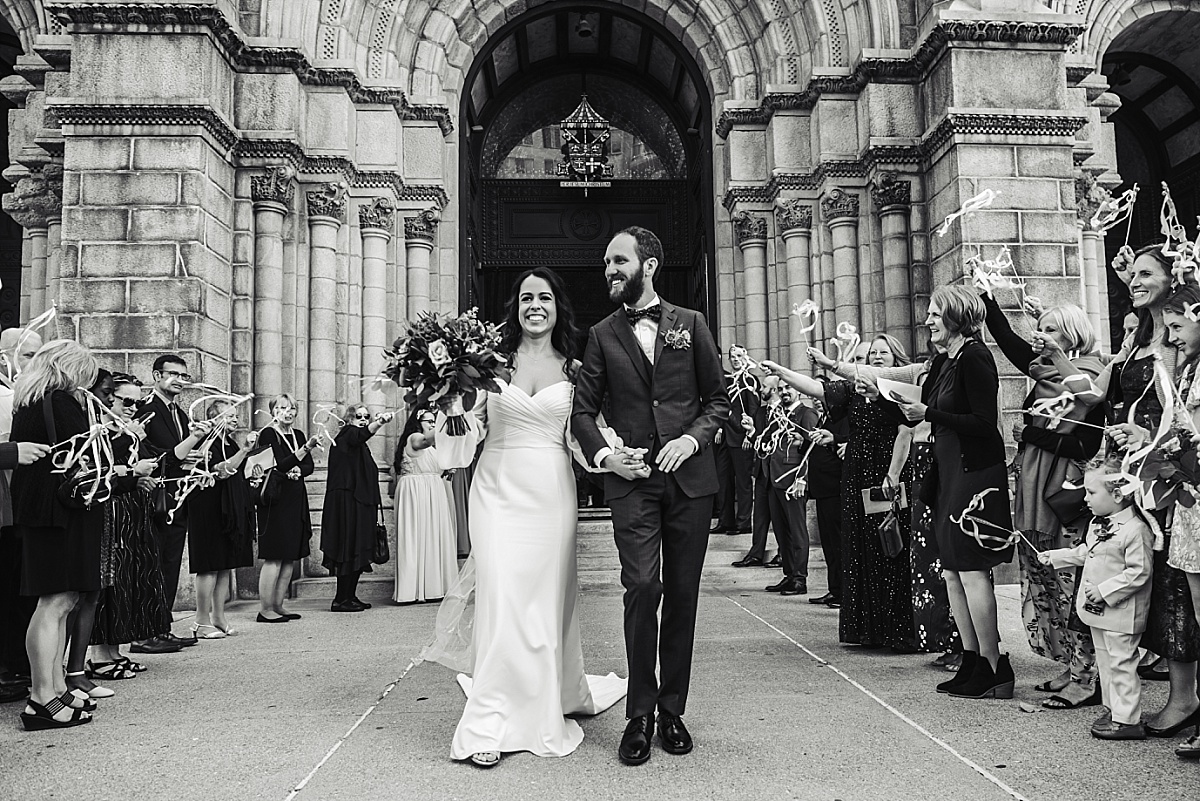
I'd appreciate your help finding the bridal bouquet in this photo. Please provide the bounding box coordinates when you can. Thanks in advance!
[383,308,507,435]
[1129,427,1200,511]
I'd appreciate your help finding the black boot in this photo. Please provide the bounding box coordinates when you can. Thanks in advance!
[936,650,978,694]
[949,653,1015,699]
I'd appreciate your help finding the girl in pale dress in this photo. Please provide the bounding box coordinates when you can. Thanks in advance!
[392,407,457,604]
[422,267,626,767]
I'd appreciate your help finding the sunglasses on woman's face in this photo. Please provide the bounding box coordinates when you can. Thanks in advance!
[115,397,141,407]
[419,417,435,425]
[353,413,371,421]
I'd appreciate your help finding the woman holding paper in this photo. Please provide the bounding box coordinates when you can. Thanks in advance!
[981,293,1106,710]
[878,286,1016,699]
[764,334,918,651]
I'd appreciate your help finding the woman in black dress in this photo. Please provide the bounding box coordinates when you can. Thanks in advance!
[256,394,320,623]
[883,286,1015,699]
[320,402,395,612]
[185,400,255,638]
[88,374,175,677]
[10,340,103,730]
[764,336,917,650]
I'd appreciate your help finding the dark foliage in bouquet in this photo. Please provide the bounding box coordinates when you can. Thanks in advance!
[1132,427,1200,510]
[383,308,507,435]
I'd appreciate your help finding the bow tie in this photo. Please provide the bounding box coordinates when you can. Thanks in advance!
[1094,515,1116,542]
[626,305,662,325]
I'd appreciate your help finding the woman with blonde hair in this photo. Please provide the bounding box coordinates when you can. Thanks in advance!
[9,340,103,729]
[320,401,395,612]
[982,292,1106,710]
[255,394,320,624]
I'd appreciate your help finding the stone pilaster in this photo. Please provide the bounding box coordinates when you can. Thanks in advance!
[775,199,814,370]
[872,173,914,354]
[2,170,58,319]
[1076,173,1109,350]
[733,211,769,359]
[306,182,348,422]
[251,165,295,413]
[360,197,394,459]
[821,189,861,334]
[405,209,440,321]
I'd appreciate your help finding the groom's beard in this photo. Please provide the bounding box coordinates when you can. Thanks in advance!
[609,267,645,306]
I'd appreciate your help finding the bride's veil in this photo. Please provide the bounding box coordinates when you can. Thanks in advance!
[416,554,477,672]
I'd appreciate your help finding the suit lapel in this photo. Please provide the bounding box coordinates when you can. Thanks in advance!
[653,302,676,369]
[611,311,652,387]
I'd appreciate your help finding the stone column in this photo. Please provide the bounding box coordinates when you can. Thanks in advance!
[733,211,769,359]
[872,173,914,354]
[405,209,440,321]
[775,199,814,370]
[251,165,295,413]
[360,197,394,460]
[821,189,861,334]
[1076,174,1108,349]
[306,182,348,421]
[2,171,58,319]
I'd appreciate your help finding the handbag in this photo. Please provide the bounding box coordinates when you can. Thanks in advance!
[257,468,283,508]
[372,507,390,565]
[41,395,101,509]
[877,506,905,559]
[1044,442,1088,528]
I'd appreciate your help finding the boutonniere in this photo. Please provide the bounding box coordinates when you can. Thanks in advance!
[664,326,691,350]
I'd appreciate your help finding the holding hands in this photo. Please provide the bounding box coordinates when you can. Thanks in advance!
[605,446,652,481]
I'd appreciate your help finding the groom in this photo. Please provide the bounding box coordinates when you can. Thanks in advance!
[572,226,729,765]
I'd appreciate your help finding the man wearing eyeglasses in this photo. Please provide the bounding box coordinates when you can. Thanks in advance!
[132,354,200,652]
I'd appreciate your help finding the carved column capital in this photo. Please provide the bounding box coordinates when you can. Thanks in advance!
[359,197,395,232]
[1075,172,1109,228]
[1,169,60,230]
[252,164,296,206]
[774,198,813,234]
[404,208,441,244]
[871,172,911,210]
[732,211,769,247]
[821,188,860,224]
[305,181,348,223]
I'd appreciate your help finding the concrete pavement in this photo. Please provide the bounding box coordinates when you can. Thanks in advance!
[1,523,1195,801]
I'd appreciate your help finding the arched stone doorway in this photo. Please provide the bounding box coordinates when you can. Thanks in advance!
[1100,7,1200,345]
[458,2,715,338]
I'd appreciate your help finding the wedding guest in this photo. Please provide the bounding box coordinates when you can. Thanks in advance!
[392,406,457,604]
[321,402,395,612]
[185,400,255,638]
[713,345,758,535]
[882,286,1015,698]
[134,354,198,651]
[731,375,780,568]
[1098,247,1199,736]
[0,327,44,695]
[982,293,1106,710]
[1039,456,1155,740]
[10,340,103,729]
[88,373,176,677]
[766,336,917,651]
[255,394,319,623]
[806,390,847,608]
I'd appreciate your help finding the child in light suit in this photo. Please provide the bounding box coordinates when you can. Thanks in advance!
[1039,456,1155,740]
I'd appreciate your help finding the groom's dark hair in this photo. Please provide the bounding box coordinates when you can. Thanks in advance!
[614,226,663,271]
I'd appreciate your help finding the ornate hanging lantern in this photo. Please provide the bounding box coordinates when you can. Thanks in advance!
[557,94,613,195]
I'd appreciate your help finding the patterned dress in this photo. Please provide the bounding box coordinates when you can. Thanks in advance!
[825,380,915,649]
[1119,354,1200,662]
[908,441,961,654]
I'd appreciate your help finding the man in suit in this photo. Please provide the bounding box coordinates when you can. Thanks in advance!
[132,354,199,652]
[807,387,848,607]
[711,346,758,534]
[572,226,729,766]
[759,384,818,595]
[732,374,779,568]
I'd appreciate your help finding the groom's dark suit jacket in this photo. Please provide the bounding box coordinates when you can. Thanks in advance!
[571,300,729,499]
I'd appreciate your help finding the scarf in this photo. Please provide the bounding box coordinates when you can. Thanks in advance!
[1017,353,1105,545]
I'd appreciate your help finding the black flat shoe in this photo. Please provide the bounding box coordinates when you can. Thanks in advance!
[279,612,303,620]
[351,598,373,609]
[256,613,290,623]
[331,599,366,613]
[809,592,835,605]
[159,633,198,647]
[656,711,693,755]
[128,638,182,654]
[619,714,654,765]
[731,555,764,568]
[1147,707,1200,738]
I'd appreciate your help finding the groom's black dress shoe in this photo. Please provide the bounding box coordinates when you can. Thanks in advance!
[780,578,808,596]
[619,714,654,765]
[656,712,693,755]
[731,555,763,568]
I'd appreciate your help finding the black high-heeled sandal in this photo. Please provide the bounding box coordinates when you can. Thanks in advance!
[21,697,92,730]
[87,659,138,681]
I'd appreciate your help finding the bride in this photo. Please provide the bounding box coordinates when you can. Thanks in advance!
[425,267,627,767]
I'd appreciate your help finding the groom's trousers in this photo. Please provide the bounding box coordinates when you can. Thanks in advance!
[609,469,713,719]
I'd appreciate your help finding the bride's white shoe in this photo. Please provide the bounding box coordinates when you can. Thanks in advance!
[469,751,501,768]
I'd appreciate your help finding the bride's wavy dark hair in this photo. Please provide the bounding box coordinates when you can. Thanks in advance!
[498,267,580,379]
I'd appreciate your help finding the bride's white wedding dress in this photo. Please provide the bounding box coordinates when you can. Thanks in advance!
[423,379,626,759]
